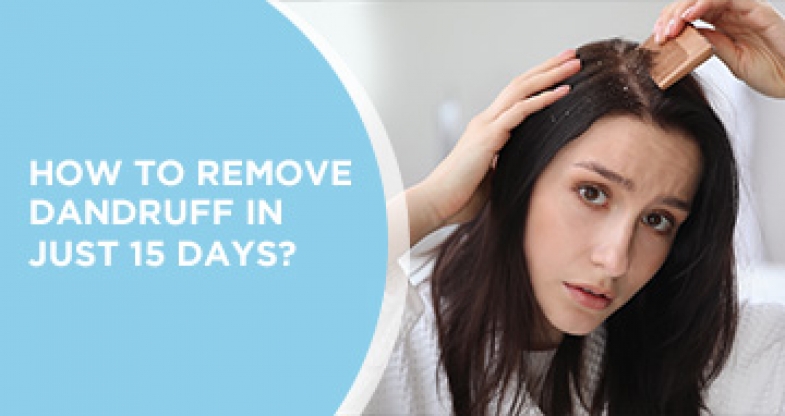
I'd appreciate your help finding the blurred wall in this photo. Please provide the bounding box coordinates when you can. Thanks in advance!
[282,1,785,265]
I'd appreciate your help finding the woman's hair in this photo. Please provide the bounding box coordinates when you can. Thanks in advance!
[431,38,739,415]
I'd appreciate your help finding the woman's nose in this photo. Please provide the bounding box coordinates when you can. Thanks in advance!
[590,218,634,278]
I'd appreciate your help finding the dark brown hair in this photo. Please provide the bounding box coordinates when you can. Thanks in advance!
[431,38,738,415]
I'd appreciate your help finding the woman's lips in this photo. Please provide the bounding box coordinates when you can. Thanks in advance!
[563,282,613,310]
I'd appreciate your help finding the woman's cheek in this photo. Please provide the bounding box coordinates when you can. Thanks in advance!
[560,189,603,231]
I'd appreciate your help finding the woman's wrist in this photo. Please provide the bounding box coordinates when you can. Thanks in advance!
[405,180,447,248]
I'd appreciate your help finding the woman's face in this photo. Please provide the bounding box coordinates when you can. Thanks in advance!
[524,114,701,344]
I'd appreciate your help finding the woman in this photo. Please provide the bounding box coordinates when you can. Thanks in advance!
[428,37,737,415]
[361,1,785,414]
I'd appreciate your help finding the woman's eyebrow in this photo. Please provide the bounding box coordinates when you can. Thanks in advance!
[574,161,635,191]
[660,196,691,212]
[574,161,691,212]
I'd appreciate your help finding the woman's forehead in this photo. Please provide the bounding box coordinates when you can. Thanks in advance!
[549,114,702,197]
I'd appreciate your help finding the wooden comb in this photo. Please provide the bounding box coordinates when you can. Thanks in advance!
[640,24,714,89]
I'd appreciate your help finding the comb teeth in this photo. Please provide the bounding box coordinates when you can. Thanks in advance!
[639,24,714,89]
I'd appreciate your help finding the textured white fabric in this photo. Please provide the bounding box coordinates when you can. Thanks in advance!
[362,229,785,415]
[704,301,785,414]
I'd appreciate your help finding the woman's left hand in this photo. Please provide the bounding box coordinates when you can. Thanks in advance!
[654,0,785,98]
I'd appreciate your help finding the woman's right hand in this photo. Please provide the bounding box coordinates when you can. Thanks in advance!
[404,50,581,246]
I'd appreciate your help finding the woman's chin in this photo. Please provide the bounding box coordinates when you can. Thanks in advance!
[552,317,604,337]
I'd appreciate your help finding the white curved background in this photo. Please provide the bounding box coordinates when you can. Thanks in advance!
[271,2,412,414]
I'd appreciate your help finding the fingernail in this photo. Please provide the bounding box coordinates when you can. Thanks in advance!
[681,6,695,21]
[666,18,677,36]
[654,21,662,43]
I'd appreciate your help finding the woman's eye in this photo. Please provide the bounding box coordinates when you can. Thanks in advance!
[642,212,674,233]
[578,185,608,206]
